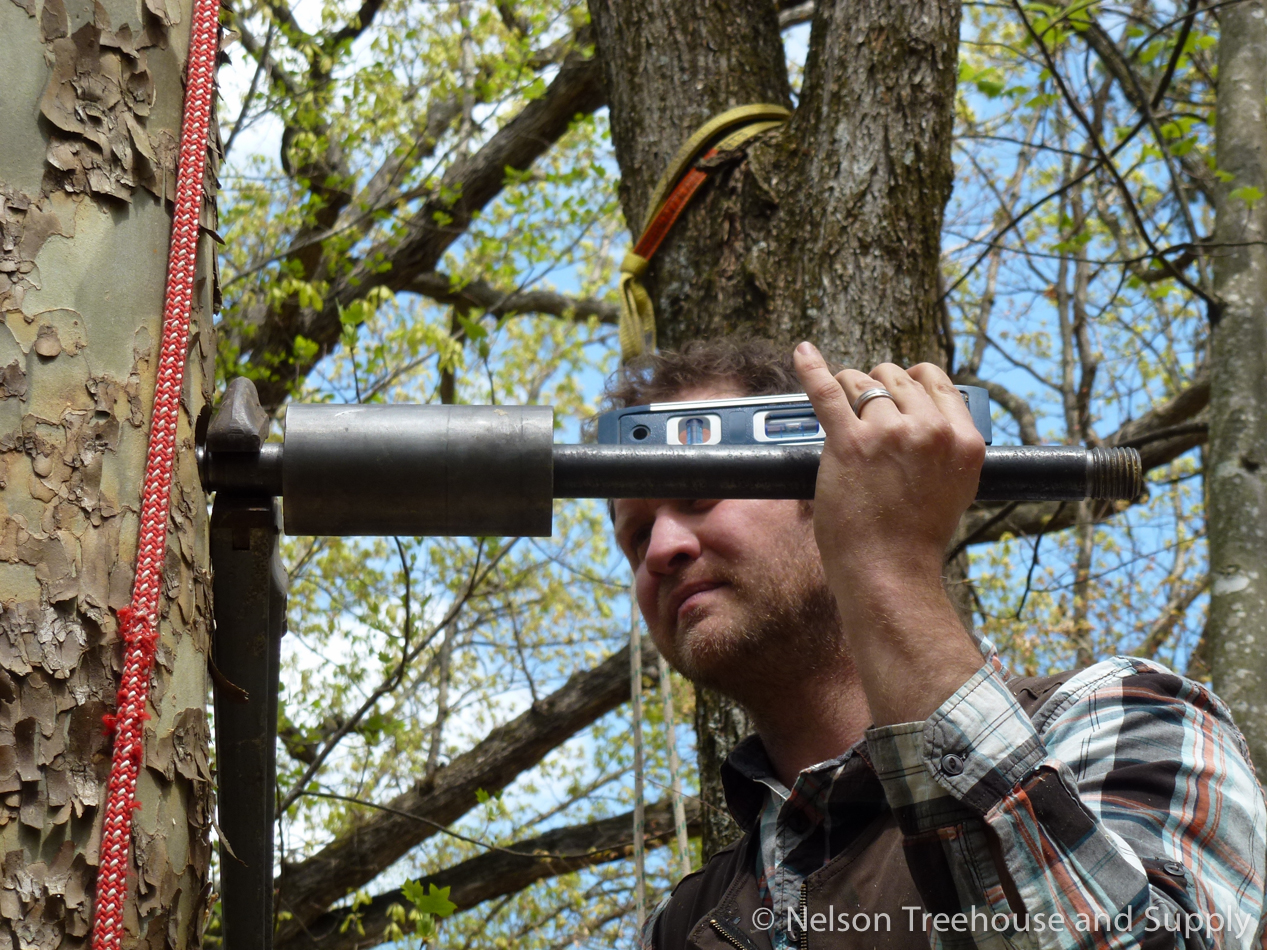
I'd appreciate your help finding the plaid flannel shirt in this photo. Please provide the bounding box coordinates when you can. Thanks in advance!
[643,642,1267,950]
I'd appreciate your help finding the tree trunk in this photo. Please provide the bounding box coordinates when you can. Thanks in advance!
[1208,0,1267,772]
[590,0,960,856]
[0,0,217,943]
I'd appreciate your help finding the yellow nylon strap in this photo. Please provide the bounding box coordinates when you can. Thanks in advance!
[619,104,792,362]
[639,104,792,233]
[618,252,654,359]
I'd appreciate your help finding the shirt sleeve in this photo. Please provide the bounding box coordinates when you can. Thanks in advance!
[865,659,1267,950]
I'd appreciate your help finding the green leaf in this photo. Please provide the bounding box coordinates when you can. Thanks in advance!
[293,335,320,363]
[456,313,488,341]
[1231,186,1265,209]
[1138,39,1166,64]
[401,881,457,919]
[338,301,367,328]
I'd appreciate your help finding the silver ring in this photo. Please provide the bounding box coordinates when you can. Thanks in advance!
[851,387,896,417]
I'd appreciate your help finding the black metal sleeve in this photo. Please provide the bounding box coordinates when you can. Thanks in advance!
[198,442,284,496]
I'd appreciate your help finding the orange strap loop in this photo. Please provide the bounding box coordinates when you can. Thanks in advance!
[618,104,791,361]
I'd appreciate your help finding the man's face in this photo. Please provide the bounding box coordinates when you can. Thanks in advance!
[612,387,843,701]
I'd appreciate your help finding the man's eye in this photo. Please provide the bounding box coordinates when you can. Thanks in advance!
[629,526,651,557]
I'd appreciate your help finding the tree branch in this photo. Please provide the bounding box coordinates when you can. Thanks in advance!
[275,639,658,940]
[1079,11,1217,204]
[778,1,815,26]
[406,272,618,324]
[955,367,1209,545]
[381,53,607,283]
[246,52,607,410]
[276,798,701,950]
[1134,574,1208,659]
[1010,0,1213,307]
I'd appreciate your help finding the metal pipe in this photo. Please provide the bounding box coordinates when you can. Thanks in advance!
[211,496,285,950]
[199,441,284,496]
[203,442,1144,503]
[552,444,819,499]
[199,405,1145,534]
[551,444,1141,501]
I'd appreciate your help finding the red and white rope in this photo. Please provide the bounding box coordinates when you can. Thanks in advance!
[91,0,220,943]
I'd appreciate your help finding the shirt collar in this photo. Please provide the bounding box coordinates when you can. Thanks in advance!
[721,734,882,831]
[718,637,999,830]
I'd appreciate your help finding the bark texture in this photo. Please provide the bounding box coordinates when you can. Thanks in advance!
[589,0,961,857]
[1208,0,1267,770]
[0,0,217,945]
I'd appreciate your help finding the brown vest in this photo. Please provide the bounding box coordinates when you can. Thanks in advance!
[651,671,1077,950]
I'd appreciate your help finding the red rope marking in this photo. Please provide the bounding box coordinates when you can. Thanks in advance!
[90,0,220,943]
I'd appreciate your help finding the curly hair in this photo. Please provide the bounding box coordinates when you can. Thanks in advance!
[600,336,821,411]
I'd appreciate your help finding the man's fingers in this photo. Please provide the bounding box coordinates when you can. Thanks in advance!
[867,363,937,418]
[907,363,979,437]
[835,368,901,423]
[793,342,856,432]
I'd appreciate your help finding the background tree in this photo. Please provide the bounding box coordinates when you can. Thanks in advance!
[1207,0,1267,770]
[588,0,962,853]
[0,0,218,943]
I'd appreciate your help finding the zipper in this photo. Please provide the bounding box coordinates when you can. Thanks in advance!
[798,882,809,950]
[709,917,763,950]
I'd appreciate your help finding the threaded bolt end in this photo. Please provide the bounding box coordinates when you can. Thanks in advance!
[1087,447,1143,500]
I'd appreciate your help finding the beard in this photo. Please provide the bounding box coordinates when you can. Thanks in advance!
[653,545,847,710]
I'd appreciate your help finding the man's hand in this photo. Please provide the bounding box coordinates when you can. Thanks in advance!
[792,342,987,725]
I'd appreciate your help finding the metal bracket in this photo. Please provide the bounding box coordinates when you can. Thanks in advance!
[208,378,286,950]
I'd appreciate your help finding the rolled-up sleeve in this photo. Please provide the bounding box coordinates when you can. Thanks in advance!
[866,658,1267,950]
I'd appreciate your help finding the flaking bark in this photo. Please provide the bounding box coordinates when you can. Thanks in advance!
[0,0,217,944]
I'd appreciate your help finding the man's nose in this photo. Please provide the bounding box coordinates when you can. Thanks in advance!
[643,507,702,576]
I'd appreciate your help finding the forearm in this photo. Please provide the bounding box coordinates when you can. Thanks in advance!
[830,568,982,726]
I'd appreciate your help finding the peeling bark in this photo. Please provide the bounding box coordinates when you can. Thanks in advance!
[1207,0,1267,771]
[0,0,217,944]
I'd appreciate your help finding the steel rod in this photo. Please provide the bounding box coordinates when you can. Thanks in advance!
[551,443,1142,502]
[202,442,1143,503]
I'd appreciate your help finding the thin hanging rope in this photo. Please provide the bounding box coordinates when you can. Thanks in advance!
[630,581,647,931]
[90,0,219,942]
[658,653,691,878]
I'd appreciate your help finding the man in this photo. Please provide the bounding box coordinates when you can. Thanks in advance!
[606,338,1267,950]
